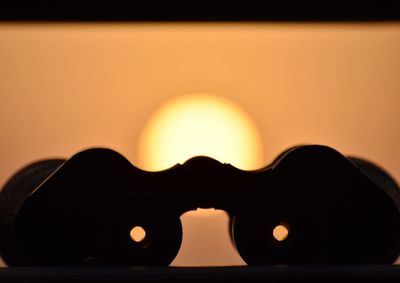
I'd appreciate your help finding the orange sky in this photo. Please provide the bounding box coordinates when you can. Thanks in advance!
[0,23,399,266]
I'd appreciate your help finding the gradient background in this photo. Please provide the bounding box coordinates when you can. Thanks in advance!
[0,23,400,266]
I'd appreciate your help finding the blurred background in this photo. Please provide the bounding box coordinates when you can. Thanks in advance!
[0,22,399,266]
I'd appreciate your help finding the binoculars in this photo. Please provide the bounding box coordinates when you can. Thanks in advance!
[1,144,399,266]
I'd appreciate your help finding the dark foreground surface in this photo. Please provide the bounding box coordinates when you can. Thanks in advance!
[0,265,400,283]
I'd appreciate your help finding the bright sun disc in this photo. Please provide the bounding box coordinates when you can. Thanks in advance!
[137,94,264,171]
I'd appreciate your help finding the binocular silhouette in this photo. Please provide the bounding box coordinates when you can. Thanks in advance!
[1,144,399,266]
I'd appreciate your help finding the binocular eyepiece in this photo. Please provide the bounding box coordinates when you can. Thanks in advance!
[1,144,399,266]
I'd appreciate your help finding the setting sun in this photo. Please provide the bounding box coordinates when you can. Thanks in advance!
[137,94,264,171]
[136,94,264,266]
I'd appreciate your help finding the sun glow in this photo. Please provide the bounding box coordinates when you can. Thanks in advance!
[137,94,264,171]
[136,94,264,266]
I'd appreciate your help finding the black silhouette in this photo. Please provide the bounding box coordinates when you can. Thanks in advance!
[0,145,399,266]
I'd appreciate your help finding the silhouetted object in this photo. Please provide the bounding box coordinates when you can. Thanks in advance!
[0,145,399,266]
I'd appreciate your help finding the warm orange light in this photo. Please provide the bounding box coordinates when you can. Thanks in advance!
[273,224,289,242]
[130,226,146,243]
[137,94,264,171]
[136,94,263,266]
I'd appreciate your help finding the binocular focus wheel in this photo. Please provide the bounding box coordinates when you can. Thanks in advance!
[0,159,65,266]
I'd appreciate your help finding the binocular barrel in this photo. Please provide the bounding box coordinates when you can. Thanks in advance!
[1,145,399,266]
